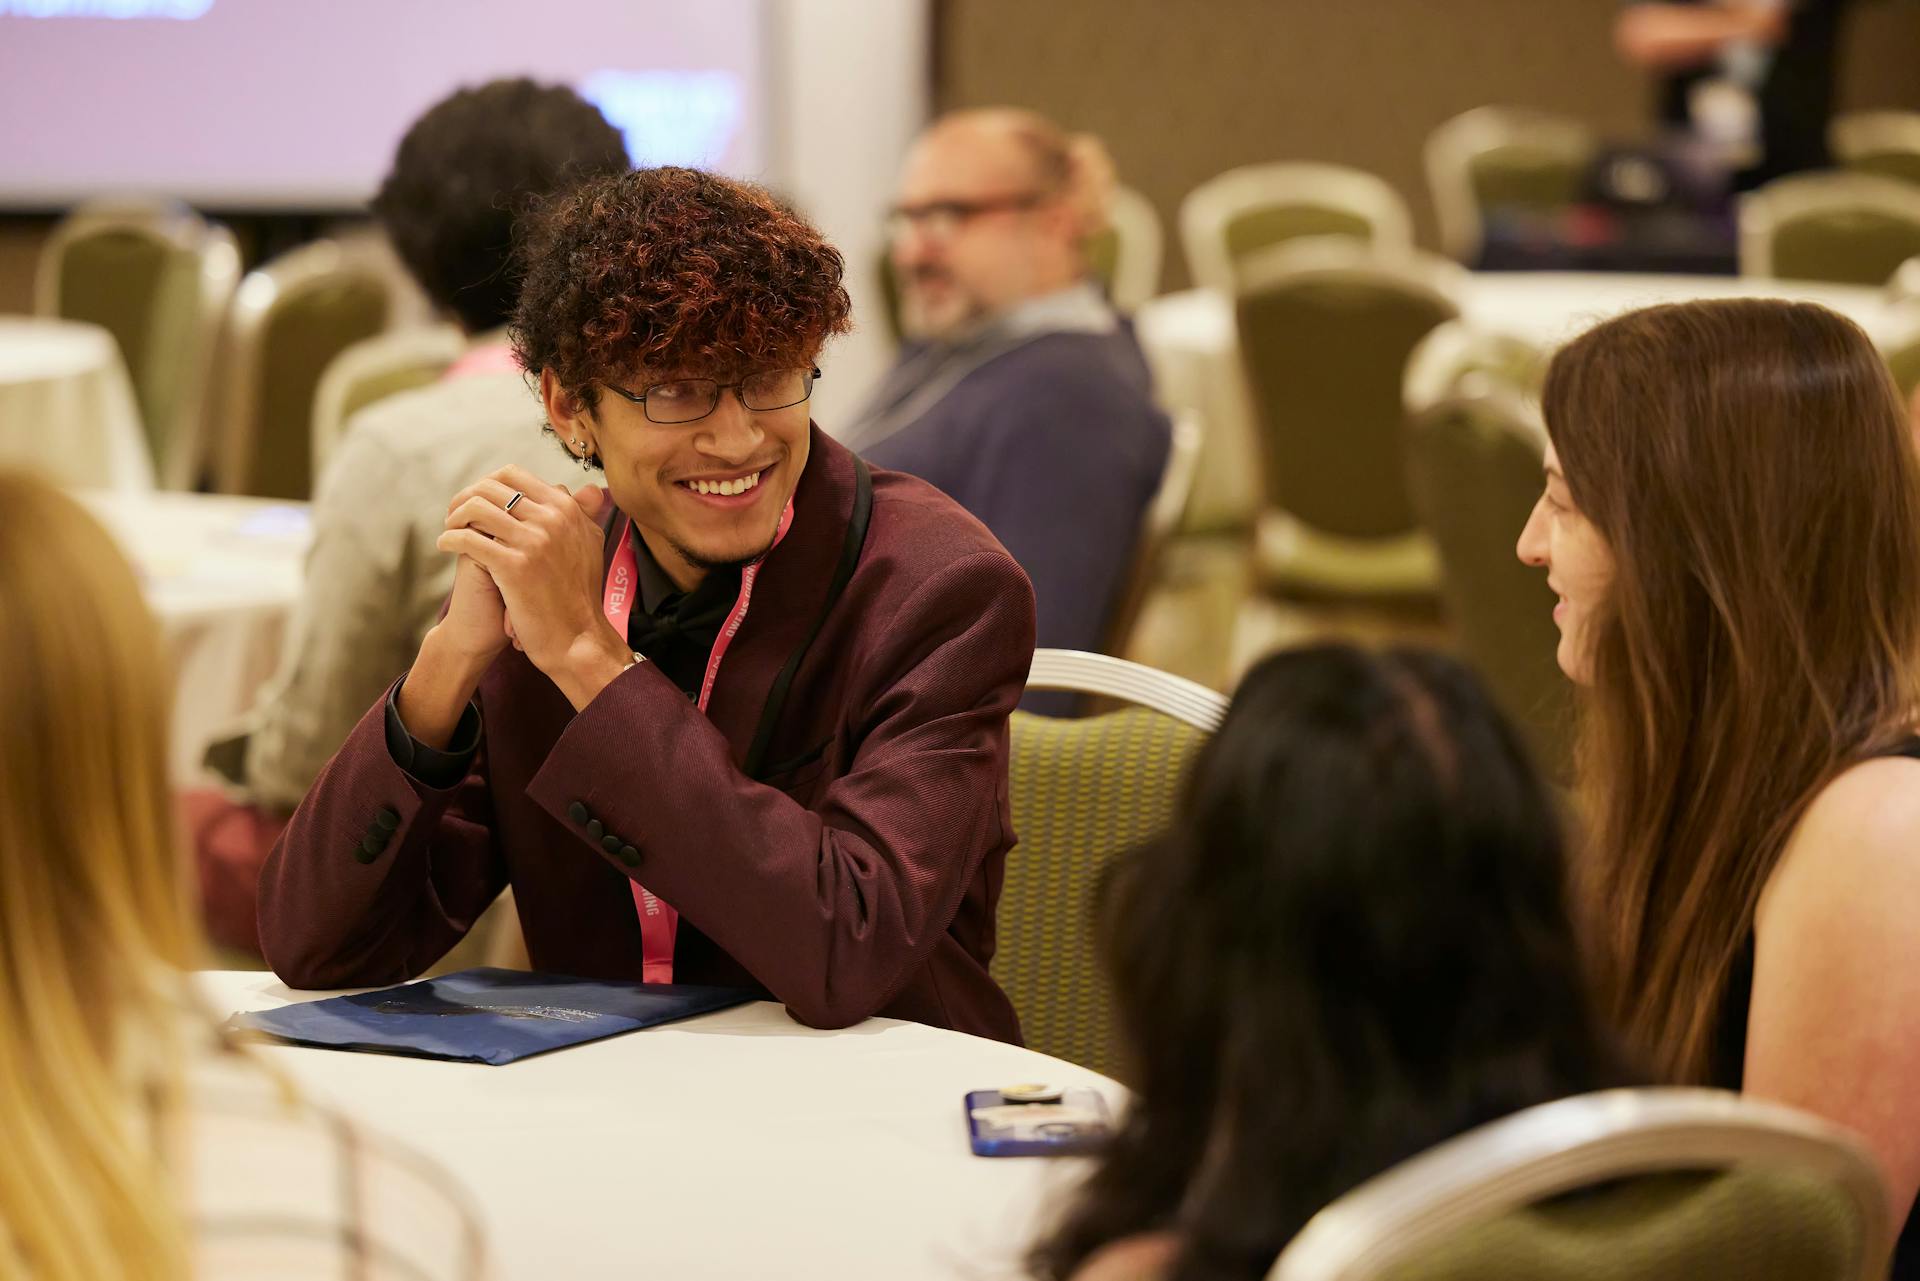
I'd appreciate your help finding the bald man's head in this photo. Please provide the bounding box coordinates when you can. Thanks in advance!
[887,109,1112,340]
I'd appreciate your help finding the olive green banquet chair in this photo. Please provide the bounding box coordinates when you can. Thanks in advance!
[212,240,396,500]
[996,649,1228,1078]
[1877,304,1920,408]
[33,197,241,490]
[1424,106,1597,264]
[1104,411,1204,658]
[1402,326,1569,775]
[1270,1089,1891,1281]
[1739,171,1920,285]
[1181,161,1414,293]
[309,324,466,479]
[1831,110,1920,188]
[1231,238,1464,610]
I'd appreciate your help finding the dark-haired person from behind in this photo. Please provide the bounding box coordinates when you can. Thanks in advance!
[256,168,1036,1041]
[1518,298,1920,1275]
[1033,646,1631,1281]
[185,78,628,956]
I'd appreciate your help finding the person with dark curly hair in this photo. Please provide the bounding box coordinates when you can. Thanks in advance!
[256,168,1038,1042]
[183,78,627,960]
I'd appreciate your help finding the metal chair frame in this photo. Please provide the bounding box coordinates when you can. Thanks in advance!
[1423,105,1596,264]
[33,197,241,490]
[1026,648,1227,732]
[1271,1087,1891,1281]
[1739,170,1920,281]
[1180,162,1414,293]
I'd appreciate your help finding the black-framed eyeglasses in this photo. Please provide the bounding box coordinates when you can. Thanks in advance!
[602,366,822,426]
[885,192,1048,241]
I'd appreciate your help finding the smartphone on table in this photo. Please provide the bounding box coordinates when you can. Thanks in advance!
[965,1083,1112,1157]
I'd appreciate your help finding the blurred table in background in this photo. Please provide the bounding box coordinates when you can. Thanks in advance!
[1135,274,1897,536]
[77,491,309,782]
[0,315,154,490]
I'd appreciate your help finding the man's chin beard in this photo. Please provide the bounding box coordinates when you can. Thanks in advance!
[666,532,777,576]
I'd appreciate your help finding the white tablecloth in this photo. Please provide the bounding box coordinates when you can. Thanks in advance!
[77,492,310,781]
[0,315,154,490]
[1134,273,1898,532]
[199,971,1122,1280]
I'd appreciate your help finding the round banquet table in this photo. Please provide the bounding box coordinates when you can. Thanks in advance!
[199,971,1122,1280]
[76,490,311,782]
[0,315,155,490]
[1134,273,1901,533]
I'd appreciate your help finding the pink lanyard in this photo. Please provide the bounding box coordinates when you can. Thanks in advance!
[600,501,795,983]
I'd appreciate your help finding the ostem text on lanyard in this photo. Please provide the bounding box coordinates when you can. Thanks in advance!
[599,501,795,983]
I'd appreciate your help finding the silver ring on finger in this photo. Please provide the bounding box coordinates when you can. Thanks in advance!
[504,491,525,513]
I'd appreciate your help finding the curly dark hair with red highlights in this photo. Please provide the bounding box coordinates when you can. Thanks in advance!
[511,167,852,411]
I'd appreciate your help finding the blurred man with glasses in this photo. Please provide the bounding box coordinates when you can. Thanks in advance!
[847,108,1170,677]
[257,168,1036,1043]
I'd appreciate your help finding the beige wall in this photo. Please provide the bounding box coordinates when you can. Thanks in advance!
[935,0,1920,286]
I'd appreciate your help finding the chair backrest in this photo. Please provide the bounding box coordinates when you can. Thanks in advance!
[1103,412,1203,656]
[1181,162,1414,292]
[34,198,241,490]
[214,240,393,499]
[310,325,466,478]
[1740,170,1920,284]
[1086,183,1166,312]
[1876,303,1920,403]
[1830,110,1920,187]
[1425,106,1597,263]
[1402,350,1570,774]
[1270,1088,1891,1281]
[997,649,1226,1076]
[1233,238,1463,543]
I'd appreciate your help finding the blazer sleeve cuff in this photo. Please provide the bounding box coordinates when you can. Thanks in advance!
[383,675,482,790]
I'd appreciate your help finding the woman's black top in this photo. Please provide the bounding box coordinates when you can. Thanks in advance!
[1713,735,1920,1278]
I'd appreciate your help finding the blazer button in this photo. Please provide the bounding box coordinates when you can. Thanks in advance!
[365,825,392,850]
[601,834,622,855]
[355,835,382,864]
[586,819,605,841]
[374,807,400,832]
[618,844,640,867]
[568,801,590,825]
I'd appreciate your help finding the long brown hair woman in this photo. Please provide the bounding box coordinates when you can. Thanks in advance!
[1518,298,1920,1273]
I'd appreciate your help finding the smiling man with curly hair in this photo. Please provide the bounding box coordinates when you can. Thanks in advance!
[258,168,1036,1041]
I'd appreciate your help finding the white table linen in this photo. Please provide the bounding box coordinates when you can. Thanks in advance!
[199,971,1122,1280]
[77,491,310,782]
[0,314,154,490]
[1134,274,1896,532]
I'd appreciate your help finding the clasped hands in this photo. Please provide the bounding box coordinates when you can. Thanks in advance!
[433,464,635,711]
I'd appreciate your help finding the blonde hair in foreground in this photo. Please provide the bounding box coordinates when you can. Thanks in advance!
[0,470,197,1279]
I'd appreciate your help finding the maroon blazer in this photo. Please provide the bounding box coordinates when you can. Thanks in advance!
[257,428,1034,1042]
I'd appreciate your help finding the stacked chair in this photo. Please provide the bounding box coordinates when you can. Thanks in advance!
[994,650,1227,1078]
[1424,106,1597,264]
[1271,1089,1891,1281]
[1830,110,1920,187]
[1230,238,1464,619]
[1402,321,1568,775]
[1739,171,1920,285]
[213,239,398,500]
[33,197,241,490]
[1180,161,1412,292]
